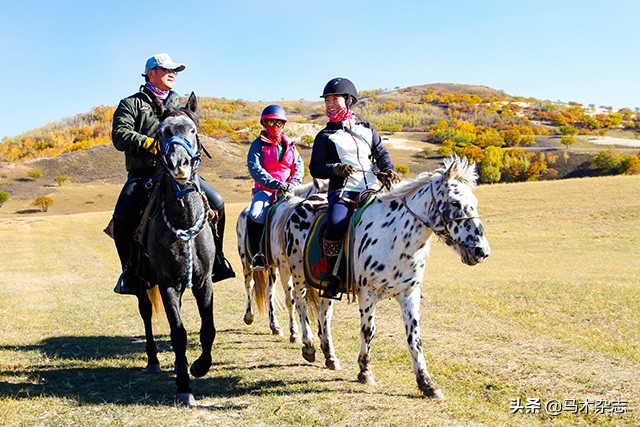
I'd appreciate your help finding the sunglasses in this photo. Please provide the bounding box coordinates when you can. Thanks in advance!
[264,119,285,127]
[155,67,178,74]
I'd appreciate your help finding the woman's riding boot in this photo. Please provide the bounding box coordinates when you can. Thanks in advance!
[321,239,343,300]
[246,217,267,269]
[211,207,236,283]
[112,218,143,295]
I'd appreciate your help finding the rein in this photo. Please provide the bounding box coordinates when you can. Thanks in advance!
[400,179,478,248]
[161,192,208,289]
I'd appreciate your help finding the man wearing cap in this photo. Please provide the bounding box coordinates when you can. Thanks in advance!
[111,53,235,296]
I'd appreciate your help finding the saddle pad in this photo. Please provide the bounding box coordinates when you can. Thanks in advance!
[303,211,349,291]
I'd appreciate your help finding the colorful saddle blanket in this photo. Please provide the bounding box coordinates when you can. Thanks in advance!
[302,191,377,293]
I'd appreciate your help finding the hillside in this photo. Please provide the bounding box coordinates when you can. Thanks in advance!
[1,82,639,207]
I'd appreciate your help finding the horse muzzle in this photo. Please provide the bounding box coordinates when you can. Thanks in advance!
[461,243,490,266]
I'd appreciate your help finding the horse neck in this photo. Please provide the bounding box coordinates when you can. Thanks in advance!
[162,178,204,228]
[368,184,436,253]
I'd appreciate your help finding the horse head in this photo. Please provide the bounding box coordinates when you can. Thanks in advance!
[429,156,490,265]
[157,92,201,186]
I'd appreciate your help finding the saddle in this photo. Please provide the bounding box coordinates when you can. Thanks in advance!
[302,191,377,299]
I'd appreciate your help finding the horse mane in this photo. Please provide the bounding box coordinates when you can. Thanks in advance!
[378,155,477,201]
[160,107,200,128]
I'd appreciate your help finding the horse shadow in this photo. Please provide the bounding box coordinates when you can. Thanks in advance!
[0,335,378,406]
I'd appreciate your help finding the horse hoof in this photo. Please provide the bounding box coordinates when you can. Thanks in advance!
[325,358,341,371]
[176,393,197,407]
[190,358,211,378]
[272,327,284,337]
[302,345,316,363]
[145,364,161,373]
[244,313,254,325]
[423,385,446,400]
[357,371,376,386]
[290,334,301,344]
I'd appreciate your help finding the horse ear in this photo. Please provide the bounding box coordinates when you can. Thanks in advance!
[186,92,198,113]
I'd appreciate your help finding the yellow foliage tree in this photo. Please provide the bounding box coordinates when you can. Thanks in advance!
[33,195,54,212]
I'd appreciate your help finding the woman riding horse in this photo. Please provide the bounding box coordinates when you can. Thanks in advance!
[309,77,400,299]
[246,105,304,268]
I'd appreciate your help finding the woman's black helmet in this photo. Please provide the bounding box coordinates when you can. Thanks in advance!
[321,77,358,105]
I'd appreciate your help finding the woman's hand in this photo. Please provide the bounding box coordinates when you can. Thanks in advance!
[333,163,356,178]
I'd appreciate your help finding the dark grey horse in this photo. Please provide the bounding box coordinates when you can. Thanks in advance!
[139,93,215,406]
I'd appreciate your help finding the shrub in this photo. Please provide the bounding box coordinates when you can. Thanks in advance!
[54,175,70,186]
[299,135,315,147]
[0,191,9,207]
[33,195,54,212]
[395,165,410,175]
[27,168,43,180]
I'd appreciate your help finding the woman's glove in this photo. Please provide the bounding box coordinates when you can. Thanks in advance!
[279,182,294,193]
[375,169,401,187]
[333,163,357,178]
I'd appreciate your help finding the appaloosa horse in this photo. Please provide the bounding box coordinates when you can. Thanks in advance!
[138,93,216,406]
[236,180,327,342]
[273,156,490,398]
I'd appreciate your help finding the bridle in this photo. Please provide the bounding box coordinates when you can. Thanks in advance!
[400,178,479,248]
[157,113,203,200]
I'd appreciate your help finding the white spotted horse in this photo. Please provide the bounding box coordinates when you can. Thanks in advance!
[138,93,216,406]
[236,180,327,342]
[275,156,490,398]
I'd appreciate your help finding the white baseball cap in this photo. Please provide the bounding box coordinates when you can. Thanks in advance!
[142,53,186,76]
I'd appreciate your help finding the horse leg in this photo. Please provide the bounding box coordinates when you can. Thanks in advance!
[160,286,194,406]
[318,298,341,370]
[398,288,444,399]
[137,291,161,373]
[189,280,215,379]
[292,279,315,363]
[243,268,255,325]
[357,290,377,386]
[279,267,300,343]
[266,268,283,336]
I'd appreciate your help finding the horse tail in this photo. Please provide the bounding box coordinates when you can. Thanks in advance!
[305,284,321,322]
[147,285,164,320]
[252,269,269,314]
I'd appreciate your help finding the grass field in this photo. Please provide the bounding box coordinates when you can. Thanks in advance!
[0,174,638,426]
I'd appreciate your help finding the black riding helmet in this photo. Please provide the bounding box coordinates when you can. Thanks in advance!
[321,77,358,106]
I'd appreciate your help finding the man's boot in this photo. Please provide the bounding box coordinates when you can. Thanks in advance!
[112,218,143,295]
[211,208,236,283]
[320,239,343,300]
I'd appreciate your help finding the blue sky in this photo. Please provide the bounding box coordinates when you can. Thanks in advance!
[2,0,638,139]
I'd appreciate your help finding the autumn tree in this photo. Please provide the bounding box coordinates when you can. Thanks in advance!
[33,195,54,212]
[478,146,504,184]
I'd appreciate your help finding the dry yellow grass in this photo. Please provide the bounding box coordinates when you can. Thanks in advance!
[0,174,638,426]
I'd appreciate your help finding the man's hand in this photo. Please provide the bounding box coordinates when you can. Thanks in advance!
[143,137,159,155]
[333,163,356,178]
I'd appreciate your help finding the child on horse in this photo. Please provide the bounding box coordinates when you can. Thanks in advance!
[309,78,400,299]
[246,105,304,268]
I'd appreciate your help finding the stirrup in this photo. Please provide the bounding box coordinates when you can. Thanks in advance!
[212,256,236,282]
[319,276,343,300]
[251,253,268,271]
